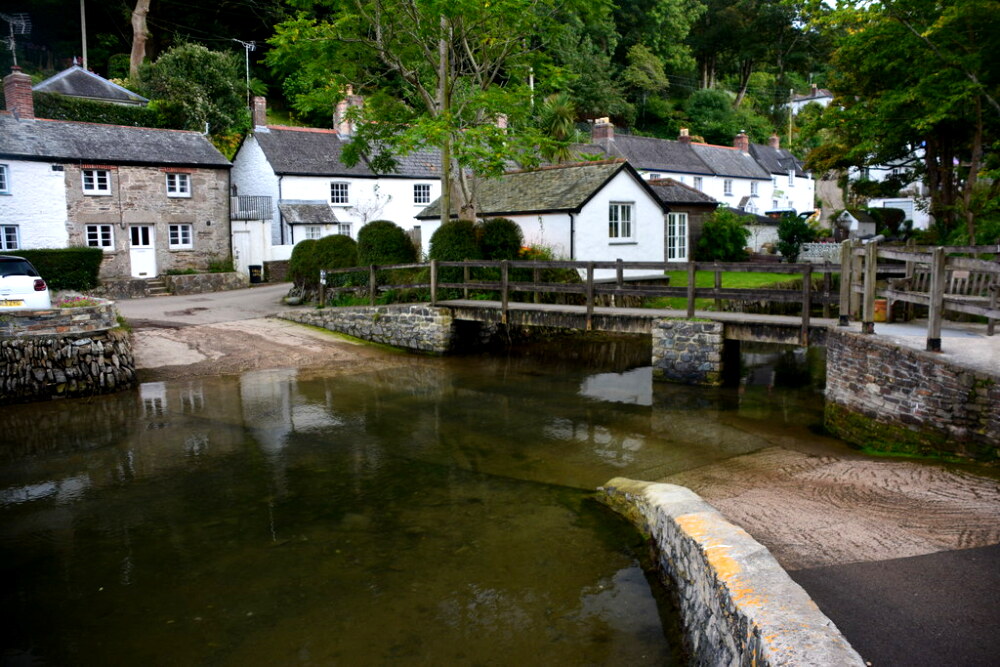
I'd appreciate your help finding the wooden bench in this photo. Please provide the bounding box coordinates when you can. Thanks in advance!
[886,268,998,334]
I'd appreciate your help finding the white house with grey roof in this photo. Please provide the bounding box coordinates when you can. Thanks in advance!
[231,96,442,257]
[1,67,231,281]
[417,160,672,278]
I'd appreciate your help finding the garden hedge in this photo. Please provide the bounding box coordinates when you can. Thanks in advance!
[10,247,104,290]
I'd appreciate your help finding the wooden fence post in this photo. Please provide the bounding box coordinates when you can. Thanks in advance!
[851,240,863,319]
[430,259,438,306]
[533,266,541,304]
[369,264,377,307]
[501,260,509,325]
[586,262,595,331]
[927,246,946,351]
[822,262,831,319]
[838,240,851,325]
[463,263,470,299]
[903,237,916,322]
[861,241,877,334]
[687,261,697,318]
[319,269,326,307]
[615,258,623,308]
[801,263,812,345]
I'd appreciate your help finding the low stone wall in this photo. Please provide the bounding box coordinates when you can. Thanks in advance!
[164,272,249,295]
[0,301,118,336]
[825,329,1000,460]
[651,319,724,385]
[264,260,289,282]
[280,305,456,354]
[1,327,136,404]
[600,478,864,666]
[800,242,842,264]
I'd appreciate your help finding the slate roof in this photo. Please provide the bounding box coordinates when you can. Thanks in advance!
[646,178,719,207]
[721,207,775,225]
[842,209,876,224]
[0,114,230,167]
[253,126,442,178]
[749,143,807,177]
[689,143,771,180]
[417,160,661,219]
[277,200,339,224]
[33,66,148,106]
[577,135,713,175]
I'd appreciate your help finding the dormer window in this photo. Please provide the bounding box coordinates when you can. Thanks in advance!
[82,169,111,195]
[166,173,191,198]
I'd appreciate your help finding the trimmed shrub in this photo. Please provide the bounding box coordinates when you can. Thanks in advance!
[695,209,751,261]
[315,234,360,287]
[357,220,417,265]
[12,247,104,290]
[866,208,907,237]
[288,239,319,289]
[477,217,523,260]
[429,219,481,261]
[777,213,817,263]
[33,92,168,129]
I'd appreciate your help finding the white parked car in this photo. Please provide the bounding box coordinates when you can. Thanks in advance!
[0,255,52,310]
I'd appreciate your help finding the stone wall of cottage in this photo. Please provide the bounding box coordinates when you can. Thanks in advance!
[1,303,136,404]
[651,319,724,385]
[64,164,231,280]
[281,305,456,354]
[825,329,1000,461]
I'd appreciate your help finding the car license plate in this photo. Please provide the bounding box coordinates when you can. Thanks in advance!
[1,299,24,307]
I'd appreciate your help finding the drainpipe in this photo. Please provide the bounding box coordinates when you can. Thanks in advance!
[569,213,576,260]
[278,175,285,245]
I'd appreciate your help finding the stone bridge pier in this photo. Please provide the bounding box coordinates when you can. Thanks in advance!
[651,319,726,385]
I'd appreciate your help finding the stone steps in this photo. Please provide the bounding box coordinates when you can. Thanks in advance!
[145,278,171,297]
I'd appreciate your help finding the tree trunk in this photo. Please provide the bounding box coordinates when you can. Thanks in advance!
[129,0,151,78]
[438,16,451,230]
[733,59,753,108]
[962,95,983,244]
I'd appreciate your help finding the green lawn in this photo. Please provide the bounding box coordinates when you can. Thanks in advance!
[646,271,797,310]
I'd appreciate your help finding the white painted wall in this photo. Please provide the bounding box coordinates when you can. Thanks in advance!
[230,136,281,243]
[766,173,815,215]
[0,160,69,249]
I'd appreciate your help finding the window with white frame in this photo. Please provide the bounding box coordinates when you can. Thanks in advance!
[337,223,352,236]
[723,179,733,196]
[788,170,795,187]
[858,167,871,180]
[773,199,779,209]
[608,202,635,241]
[304,225,322,240]
[166,173,191,198]
[168,224,193,249]
[330,181,350,205]
[82,169,111,195]
[86,224,114,248]
[667,212,687,261]
[1,225,19,250]
[693,176,703,191]
[413,183,431,205]
[0,164,9,194]
[751,181,759,196]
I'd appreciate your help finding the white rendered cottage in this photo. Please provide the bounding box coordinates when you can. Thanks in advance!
[416,160,672,279]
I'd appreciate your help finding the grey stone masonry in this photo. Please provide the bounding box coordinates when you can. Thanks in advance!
[601,478,865,667]
[652,319,724,385]
[1,328,136,404]
[281,305,456,354]
[164,272,250,295]
[0,302,117,337]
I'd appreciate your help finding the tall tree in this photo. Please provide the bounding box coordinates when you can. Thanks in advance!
[270,0,562,222]
[806,0,1000,241]
[129,0,151,78]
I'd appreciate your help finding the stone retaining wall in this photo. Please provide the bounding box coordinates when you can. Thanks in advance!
[651,319,724,385]
[825,329,1000,460]
[600,478,864,666]
[281,305,456,354]
[1,327,136,404]
[0,302,117,337]
[164,272,249,295]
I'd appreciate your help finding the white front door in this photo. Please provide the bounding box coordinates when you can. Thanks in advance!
[232,230,251,275]
[129,225,157,278]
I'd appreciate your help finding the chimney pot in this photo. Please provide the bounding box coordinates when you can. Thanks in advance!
[4,67,35,120]
[734,131,749,153]
[678,127,691,144]
[592,117,614,142]
[769,133,780,150]
[334,87,364,136]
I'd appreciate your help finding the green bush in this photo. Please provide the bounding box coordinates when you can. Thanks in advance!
[11,247,104,290]
[288,239,319,288]
[429,219,481,261]
[477,217,524,260]
[777,213,817,263]
[33,92,168,128]
[314,234,360,287]
[694,209,751,261]
[866,208,907,237]
[357,220,417,265]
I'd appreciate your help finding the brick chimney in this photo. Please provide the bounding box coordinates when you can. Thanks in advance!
[252,96,267,128]
[678,127,691,144]
[334,85,364,136]
[592,117,614,142]
[3,67,34,120]
[733,131,749,153]
[768,133,780,149]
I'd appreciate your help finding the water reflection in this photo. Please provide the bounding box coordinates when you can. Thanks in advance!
[0,336,836,665]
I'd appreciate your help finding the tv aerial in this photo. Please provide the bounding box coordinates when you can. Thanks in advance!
[0,13,31,67]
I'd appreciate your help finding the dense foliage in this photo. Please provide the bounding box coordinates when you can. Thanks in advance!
[356,220,417,266]
[694,209,751,261]
[32,93,167,128]
[477,218,524,261]
[289,236,360,289]
[429,220,481,262]
[776,213,816,263]
[12,248,104,291]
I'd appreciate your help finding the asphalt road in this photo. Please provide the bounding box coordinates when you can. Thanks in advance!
[114,282,301,327]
